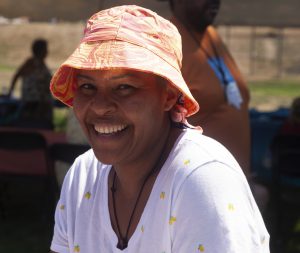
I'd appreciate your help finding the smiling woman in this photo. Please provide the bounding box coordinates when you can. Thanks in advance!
[49,5,270,253]
[73,69,178,167]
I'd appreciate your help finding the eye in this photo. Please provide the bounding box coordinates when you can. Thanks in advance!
[118,84,134,90]
[77,83,97,96]
[115,84,137,95]
[78,82,94,89]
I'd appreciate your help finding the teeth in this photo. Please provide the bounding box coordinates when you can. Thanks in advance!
[94,124,126,134]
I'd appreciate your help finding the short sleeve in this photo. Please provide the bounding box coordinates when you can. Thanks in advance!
[50,163,75,253]
[170,161,270,253]
[50,199,70,253]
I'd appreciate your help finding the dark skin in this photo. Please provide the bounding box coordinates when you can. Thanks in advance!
[50,69,182,252]
[171,0,221,33]
[170,0,222,127]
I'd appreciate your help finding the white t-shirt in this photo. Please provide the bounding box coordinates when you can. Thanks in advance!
[51,129,270,253]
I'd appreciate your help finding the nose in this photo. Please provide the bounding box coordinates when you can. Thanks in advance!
[89,92,117,116]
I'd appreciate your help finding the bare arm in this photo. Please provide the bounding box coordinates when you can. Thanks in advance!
[8,58,33,96]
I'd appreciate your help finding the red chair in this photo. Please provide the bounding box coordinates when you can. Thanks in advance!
[0,131,58,219]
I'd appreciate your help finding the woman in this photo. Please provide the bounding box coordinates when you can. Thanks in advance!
[50,5,269,253]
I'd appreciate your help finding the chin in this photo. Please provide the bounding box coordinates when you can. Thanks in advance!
[93,150,115,165]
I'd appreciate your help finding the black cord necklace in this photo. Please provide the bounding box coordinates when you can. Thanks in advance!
[111,169,153,249]
[110,130,171,250]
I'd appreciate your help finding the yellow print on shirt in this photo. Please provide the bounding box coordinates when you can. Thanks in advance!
[183,159,190,166]
[84,192,91,199]
[74,245,80,252]
[228,203,235,211]
[198,244,205,251]
[169,216,177,225]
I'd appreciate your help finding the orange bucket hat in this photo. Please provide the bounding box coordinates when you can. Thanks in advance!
[50,5,199,117]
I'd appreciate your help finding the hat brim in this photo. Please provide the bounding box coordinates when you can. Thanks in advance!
[50,40,199,116]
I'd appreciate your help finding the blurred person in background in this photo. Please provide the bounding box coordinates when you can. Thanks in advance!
[168,0,251,177]
[168,0,271,213]
[8,38,53,128]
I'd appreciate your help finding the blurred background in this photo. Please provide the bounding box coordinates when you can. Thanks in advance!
[1,0,300,109]
[0,0,299,252]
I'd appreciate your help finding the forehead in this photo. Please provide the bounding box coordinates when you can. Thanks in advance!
[76,68,159,82]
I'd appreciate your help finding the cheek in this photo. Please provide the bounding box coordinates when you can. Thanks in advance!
[130,94,160,110]
[129,97,165,123]
[72,95,89,122]
[121,99,145,120]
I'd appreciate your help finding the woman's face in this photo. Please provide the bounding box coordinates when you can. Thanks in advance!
[73,69,177,167]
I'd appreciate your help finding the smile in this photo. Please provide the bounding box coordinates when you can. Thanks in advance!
[94,124,127,134]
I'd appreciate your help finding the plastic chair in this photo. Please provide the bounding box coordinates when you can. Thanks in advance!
[270,134,300,251]
[0,131,58,219]
[250,118,284,183]
[0,97,22,126]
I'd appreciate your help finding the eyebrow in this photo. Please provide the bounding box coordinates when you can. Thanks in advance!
[76,72,138,81]
[76,74,94,81]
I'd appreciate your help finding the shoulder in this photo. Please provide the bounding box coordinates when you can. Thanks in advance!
[169,129,247,198]
[206,25,218,36]
[166,131,269,251]
[169,156,269,252]
[61,149,108,193]
[170,131,259,223]
[16,58,35,74]
[205,25,223,43]
[173,129,241,169]
[68,148,97,175]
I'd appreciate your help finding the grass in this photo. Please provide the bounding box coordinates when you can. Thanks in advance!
[249,79,300,97]
[53,107,68,132]
[0,64,15,71]
[248,79,300,110]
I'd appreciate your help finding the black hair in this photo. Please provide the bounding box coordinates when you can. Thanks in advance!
[31,39,47,57]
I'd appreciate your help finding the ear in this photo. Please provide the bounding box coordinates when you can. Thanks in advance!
[164,85,180,111]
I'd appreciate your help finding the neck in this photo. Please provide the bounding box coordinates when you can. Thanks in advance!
[172,12,208,35]
[111,124,180,197]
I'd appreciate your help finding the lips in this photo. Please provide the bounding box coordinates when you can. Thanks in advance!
[94,124,127,135]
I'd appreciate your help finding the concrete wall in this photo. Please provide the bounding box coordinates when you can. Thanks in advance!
[0,0,170,22]
[1,0,300,27]
[0,0,99,21]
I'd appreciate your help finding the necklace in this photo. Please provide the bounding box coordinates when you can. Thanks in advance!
[187,27,229,86]
[111,168,154,249]
[110,131,171,250]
